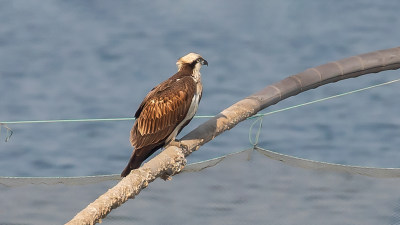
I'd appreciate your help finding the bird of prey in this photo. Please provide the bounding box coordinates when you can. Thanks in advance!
[121,53,208,177]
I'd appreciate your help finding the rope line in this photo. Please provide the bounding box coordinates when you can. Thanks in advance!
[254,146,400,178]
[0,78,399,142]
[0,123,13,142]
[3,146,400,187]
[0,117,136,125]
[248,116,263,147]
[248,77,400,119]
[1,78,399,125]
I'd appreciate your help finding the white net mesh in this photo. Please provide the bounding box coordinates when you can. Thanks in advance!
[2,147,400,224]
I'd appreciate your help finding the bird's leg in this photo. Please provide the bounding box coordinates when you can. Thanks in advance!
[168,139,189,152]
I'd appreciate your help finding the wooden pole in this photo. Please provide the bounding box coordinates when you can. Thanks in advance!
[66,46,400,225]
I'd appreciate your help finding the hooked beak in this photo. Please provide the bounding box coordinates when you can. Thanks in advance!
[201,58,208,66]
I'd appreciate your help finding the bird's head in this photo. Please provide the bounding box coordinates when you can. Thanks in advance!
[176,53,208,71]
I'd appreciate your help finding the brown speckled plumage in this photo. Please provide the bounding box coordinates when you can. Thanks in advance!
[121,53,207,177]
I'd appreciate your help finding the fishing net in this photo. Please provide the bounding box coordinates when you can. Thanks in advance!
[2,145,400,225]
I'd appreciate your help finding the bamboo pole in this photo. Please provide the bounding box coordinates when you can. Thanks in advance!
[66,46,400,225]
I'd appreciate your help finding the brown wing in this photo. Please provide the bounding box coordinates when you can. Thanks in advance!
[130,76,196,149]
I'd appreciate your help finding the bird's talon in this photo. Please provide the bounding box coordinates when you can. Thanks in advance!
[180,142,189,152]
[169,140,189,151]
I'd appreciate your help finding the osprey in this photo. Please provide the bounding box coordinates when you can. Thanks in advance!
[121,53,208,177]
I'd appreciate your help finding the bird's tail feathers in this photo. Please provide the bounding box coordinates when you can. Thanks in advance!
[121,153,142,177]
[121,144,163,177]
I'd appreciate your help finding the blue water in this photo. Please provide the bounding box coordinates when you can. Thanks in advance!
[1,1,400,224]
